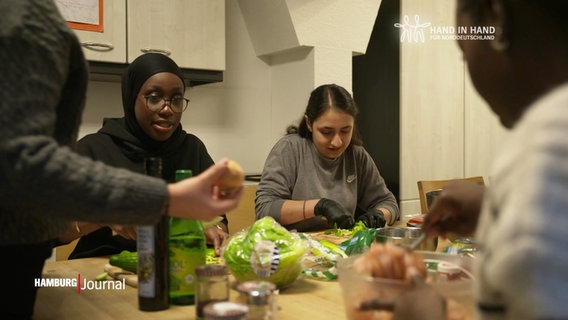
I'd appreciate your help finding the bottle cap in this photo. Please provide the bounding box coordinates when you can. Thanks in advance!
[176,169,193,181]
[196,264,229,277]
[236,280,277,294]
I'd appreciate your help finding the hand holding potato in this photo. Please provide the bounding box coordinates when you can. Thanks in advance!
[216,159,245,195]
[167,159,243,220]
[352,242,427,280]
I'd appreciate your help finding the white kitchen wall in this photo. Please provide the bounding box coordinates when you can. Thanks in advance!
[398,0,508,217]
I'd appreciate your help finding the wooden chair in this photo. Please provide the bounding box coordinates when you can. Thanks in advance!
[226,184,257,235]
[417,176,485,214]
[55,239,79,261]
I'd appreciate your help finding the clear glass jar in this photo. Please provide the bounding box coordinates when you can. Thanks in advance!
[195,264,230,319]
[236,281,278,320]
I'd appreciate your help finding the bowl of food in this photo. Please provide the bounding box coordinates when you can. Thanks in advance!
[375,227,437,251]
[337,243,475,320]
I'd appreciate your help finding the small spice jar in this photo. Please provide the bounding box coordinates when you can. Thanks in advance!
[203,301,249,320]
[236,280,278,320]
[195,264,230,319]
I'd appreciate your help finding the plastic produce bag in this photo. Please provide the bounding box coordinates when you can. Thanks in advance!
[299,233,347,281]
[222,217,307,288]
[338,228,377,256]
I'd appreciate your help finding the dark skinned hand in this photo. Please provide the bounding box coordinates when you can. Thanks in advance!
[422,180,485,238]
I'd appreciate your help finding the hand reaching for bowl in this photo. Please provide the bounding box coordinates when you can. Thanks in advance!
[352,242,427,279]
[353,243,446,320]
[422,180,485,238]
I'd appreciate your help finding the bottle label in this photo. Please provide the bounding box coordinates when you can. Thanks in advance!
[169,236,206,298]
[138,225,156,298]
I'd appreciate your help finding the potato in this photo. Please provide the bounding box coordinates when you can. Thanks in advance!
[217,160,244,194]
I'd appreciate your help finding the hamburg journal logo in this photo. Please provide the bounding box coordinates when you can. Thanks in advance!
[395,14,496,43]
[35,274,126,293]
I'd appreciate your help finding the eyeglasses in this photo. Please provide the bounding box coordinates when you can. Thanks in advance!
[142,95,189,113]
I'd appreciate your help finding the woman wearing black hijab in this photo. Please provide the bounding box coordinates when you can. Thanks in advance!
[59,53,229,258]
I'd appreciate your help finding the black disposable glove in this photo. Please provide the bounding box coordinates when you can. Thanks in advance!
[356,208,387,228]
[314,198,355,229]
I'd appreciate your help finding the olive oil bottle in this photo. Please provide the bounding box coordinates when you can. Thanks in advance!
[137,157,169,311]
[169,169,207,305]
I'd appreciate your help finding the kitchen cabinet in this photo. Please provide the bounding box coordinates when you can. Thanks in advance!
[70,0,224,83]
[127,0,225,71]
[72,0,127,63]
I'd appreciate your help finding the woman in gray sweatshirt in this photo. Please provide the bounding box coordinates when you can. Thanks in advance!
[255,84,399,232]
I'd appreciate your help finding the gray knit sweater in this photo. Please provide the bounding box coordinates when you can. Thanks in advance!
[474,83,568,319]
[255,134,399,231]
[0,0,167,246]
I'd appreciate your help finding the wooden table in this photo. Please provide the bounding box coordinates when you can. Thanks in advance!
[34,256,345,320]
[34,224,454,320]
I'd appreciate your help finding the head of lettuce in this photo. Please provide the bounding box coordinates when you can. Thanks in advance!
[223,217,307,288]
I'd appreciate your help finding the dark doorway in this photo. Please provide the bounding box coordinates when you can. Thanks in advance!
[353,0,401,201]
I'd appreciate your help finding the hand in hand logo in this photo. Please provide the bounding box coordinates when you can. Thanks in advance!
[394,15,431,43]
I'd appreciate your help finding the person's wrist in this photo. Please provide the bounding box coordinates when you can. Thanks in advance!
[374,209,390,225]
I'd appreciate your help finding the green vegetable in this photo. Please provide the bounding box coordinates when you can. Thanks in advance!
[206,248,222,264]
[319,240,347,258]
[95,272,108,281]
[109,247,222,274]
[223,217,307,288]
[324,220,368,237]
[351,220,368,234]
[109,250,138,273]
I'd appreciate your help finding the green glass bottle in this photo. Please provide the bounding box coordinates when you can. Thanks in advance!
[169,169,207,305]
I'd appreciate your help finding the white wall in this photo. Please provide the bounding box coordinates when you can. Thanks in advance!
[398,0,508,217]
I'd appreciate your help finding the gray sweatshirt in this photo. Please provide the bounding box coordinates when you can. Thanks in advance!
[0,0,167,246]
[475,83,568,319]
[255,134,399,231]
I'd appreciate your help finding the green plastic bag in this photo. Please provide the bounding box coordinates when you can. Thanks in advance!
[337,228,377,255]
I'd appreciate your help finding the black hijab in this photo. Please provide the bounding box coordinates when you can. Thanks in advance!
[120,52,186,156]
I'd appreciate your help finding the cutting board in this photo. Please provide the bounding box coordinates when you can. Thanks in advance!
[104,264,138,287]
